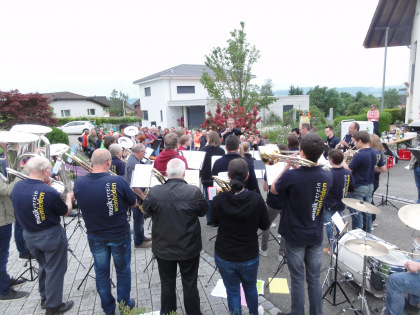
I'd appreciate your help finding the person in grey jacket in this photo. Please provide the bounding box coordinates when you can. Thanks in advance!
[0,178,30,302]
[143,158,208,315]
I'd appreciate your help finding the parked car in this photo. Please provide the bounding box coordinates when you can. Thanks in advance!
[58,121,95,134]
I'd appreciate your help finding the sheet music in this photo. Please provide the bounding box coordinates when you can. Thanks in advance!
[332,212,345,232]
[131,164,155,188]
[254,169,264,179]
[265,163,287,185]
[184,169,201,188]
[252,150,261,160]
[208,187,217,200]
[145,147,154,159]
[211,156,223,170]
[181,151,206,170]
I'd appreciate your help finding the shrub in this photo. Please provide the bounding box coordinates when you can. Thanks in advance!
[260,124,291,145]
[45,127,69,145]
[56,117,141,126]
[264,111,282,125]
[333,112,392,137]
[384,108,405,124]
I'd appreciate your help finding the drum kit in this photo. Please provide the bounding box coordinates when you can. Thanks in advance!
[323,198,420,314]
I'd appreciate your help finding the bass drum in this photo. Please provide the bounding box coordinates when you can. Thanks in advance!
[337,229,410,297]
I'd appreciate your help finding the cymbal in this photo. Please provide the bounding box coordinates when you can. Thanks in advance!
[344,239,389,257]
[341,198,381,214]
[398,204,420,231]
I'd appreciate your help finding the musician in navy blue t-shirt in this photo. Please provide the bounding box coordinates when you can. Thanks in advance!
[12,156,74,314]
[109,143,125,176]
[323,149,354,251]
[74,149,137,314]
[342,131,386,232]
[271,134,332,315]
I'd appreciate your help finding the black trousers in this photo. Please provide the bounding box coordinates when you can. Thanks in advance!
[156,254,202,315]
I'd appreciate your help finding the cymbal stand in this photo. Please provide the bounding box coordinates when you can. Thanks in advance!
[77,262,115,290]
[322,222,353,307]
[63,208,86,268]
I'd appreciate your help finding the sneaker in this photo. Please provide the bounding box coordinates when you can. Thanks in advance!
[258,305,265,315]
[271,223,276,228]
[0,288,29,302]
[135,242,152,249]
[144,237,152,242]
[45,301,74,315]
[371,227,375,231]
[372,221,378,227]
[259,247,267,257]
[323,248,331,254]
[10,277,26,286]
[278,255,284,263]
[18,252,34,260]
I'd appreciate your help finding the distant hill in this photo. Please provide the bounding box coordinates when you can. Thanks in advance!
[273,85,405,97]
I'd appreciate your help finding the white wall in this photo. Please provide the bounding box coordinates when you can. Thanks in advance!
[168,78,209,101]
[137,79,169,126]
[406,0,420,122]
[52,100,106,117]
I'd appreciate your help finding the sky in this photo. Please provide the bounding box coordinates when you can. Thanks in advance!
[0,0,412,99]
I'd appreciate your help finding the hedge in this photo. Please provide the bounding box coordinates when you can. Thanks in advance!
[57,117,141,126]
[44,127,69,145]
[333,112,392,138]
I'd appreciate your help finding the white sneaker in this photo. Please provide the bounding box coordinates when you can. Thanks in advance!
[258,305,264,315]
[278,254,284,263]
[372,221,378,227]
[271,222,276,228]
[259,247,267,257]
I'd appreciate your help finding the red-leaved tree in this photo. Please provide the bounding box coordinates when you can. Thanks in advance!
[201,99,261,135]
[0,90,58,129]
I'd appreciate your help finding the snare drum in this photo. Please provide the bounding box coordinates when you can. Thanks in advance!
[413,237,420,255]
[337,229,410,297]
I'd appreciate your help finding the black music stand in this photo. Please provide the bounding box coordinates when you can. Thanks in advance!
[378,143,398,210]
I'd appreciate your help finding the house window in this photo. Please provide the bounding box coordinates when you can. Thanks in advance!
[177,86,195,94]
[145,87,151,97]
[143,110,149,120]
[283,105,293,113]
[61,110,70,117]
[87,109,96,116]
[160,110,163,122]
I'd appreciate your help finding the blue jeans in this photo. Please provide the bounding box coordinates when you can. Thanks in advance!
[347,184,373,233]
[132,206,145,246]
[386,260,420,315]
[14,220,28,255]
[285,240,323,315]
[88,231,133,313]
[0,224,12,295]
[323,209,344,246]
[215,253,259,315]
[414,166,420,203]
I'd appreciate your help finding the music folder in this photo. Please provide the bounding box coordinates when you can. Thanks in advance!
[131,164,162,188]
[409,148,420,161]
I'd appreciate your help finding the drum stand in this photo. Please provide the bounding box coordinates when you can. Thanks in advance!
[322,223,353,307]
[338,255,373,315]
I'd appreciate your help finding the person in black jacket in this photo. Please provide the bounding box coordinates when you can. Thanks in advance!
[142,159,208,315]
[200,131,225,226]
[212,158,270,315]
[212,135,260,194]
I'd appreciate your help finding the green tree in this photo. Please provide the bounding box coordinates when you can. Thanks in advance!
[340,91,354,115]
[383,88,401,109]
[306,86,342,117]
[261,79,274,96]
[288,85,304,95]
[201,22,260,110]
[257,79,276,111]
[344,94,379,116]
[109,89,129,117]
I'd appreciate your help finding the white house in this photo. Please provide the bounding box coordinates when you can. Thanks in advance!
[43,92,109,118]
[133,64,309,129]
[364,0,419,122]
[260,95,310,123]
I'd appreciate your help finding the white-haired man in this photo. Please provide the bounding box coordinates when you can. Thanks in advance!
[143,159,208,315]
[74,149,138,315]
[11,156,74,314]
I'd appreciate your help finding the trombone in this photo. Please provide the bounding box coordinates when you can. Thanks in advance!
[6,168,73,192]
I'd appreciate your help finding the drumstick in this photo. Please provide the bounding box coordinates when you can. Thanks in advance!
[389,248,420,257]
[388,252,407,265]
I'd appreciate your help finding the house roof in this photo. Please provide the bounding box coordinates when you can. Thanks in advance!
[42,91,109,107]
[363,0,416,48]
[133,64,215,84]
[132,99,141,106]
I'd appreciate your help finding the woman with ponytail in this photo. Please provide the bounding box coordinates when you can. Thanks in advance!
[211,158,270,315]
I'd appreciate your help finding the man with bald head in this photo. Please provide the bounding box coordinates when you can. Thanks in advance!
[74,149,137,315]
[12,156,74,314]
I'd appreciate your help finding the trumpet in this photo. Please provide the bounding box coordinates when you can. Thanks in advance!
[212,176,231,193]
[259,144,317,167]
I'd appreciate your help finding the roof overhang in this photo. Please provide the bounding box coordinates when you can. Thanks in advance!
[363,0,416,48]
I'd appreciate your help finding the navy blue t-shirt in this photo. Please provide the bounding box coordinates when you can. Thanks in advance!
[349,147,384,187]
[374,150,385,184]
[12,179,68,232]
[324,167,354,212]
[74,173,136,238]
[275,166,332,246]
[111,156,125,176]
[264,172,282,209]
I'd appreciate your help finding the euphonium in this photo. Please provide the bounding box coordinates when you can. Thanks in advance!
[212,176,231,193]
[344,149,359,164]
[259,144,317,167]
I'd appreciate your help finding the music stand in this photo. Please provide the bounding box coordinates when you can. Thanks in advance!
[378,143,398,210]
